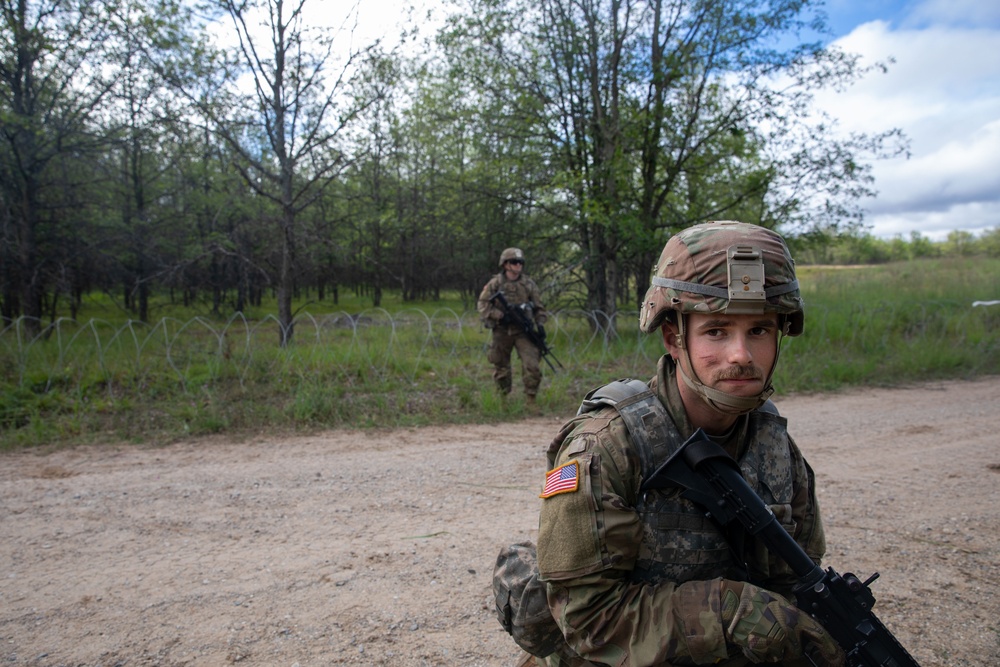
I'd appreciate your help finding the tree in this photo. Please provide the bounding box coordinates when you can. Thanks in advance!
[979,228,1000,258]
[440,0,906,321]
[943,229,976,257]
[99,0,201,322]
[0,0,120,331]
[189,0,378,345]
[342,52,405,308]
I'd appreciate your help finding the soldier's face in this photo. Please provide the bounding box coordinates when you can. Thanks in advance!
[504,260,523,278]
[664,312,779,399]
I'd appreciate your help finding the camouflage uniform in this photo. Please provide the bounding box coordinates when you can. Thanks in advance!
[477,266,549,398]
[529,222,831,667]
[535,356,826,666]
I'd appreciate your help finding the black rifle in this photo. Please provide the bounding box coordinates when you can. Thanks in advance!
[642,429,921,667]
[488,291,564,373]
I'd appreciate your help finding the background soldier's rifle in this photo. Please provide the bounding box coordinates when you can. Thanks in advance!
[642,429,921,667]
[488,291,565,373]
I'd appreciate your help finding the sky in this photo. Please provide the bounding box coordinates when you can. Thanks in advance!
[813,0,1000,240]
[346,0,1000,241]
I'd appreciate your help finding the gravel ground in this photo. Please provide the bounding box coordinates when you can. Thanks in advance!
[1,377,998,666]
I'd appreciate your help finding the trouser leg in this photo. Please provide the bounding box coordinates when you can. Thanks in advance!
[513,334,542,397]
[488,329,515,394]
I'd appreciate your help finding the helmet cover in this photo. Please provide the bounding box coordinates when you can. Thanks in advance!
[499,247,525,267]
[638,221,804,335]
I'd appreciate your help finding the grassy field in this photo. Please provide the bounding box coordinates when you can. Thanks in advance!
[2,257,999,448]
[778,260,1000,391]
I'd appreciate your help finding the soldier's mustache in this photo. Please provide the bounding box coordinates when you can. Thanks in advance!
[715,365,762,381]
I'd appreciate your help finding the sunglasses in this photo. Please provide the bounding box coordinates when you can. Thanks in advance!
[507,259,524,265]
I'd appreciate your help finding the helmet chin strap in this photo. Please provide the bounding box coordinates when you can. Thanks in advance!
[674,315,782,415]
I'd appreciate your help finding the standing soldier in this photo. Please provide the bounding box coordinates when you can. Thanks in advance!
[478,248,549,406]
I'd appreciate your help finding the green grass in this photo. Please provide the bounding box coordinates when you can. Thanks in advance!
[776,259,1000,391]
[2,257,999,449]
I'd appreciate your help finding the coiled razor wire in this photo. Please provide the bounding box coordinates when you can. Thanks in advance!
[1,302,997,398]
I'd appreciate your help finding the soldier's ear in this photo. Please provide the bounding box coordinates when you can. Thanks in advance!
[661,322,683,357]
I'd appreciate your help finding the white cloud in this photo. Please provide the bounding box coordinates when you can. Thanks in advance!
[813,16,1000,238]
[823,26,998,138]
[871,119,1000,210]
[352,0,445,52]
[868,201,1000,240]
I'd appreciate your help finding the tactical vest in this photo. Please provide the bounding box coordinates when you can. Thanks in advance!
[577,379,794,587]
[487,272,537,308]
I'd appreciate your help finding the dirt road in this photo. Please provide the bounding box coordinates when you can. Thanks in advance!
[2,377,998,666]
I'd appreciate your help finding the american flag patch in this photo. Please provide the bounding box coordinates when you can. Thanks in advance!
[540,461,579,498]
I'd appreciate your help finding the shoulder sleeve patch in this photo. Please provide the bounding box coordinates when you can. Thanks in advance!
[540,460,579,498]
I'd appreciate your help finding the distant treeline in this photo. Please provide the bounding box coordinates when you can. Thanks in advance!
[792,229,1000,265]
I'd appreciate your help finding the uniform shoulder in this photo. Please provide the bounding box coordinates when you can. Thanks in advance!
[479,273,503,296]
[549,408,634,468]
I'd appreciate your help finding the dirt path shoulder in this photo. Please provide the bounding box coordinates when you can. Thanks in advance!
[2,377,999,666]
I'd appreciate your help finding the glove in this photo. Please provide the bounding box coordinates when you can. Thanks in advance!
[489,306,508,324]
[720,580,845,666]
[537,324,546,341]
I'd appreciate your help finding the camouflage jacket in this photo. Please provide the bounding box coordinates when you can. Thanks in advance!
[477,272,548,330]
[535,356,826,666]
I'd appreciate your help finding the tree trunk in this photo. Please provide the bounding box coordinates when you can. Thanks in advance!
[278,215,295,346]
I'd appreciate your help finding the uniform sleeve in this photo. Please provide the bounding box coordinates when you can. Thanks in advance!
[536,418,731,666]
[477,276,504,323]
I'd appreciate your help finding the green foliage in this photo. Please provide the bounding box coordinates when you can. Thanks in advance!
[1,0,913,335]
[2,258,1000,449]
[789,228,1000,265]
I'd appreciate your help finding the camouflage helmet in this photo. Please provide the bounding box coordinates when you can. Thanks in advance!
[499,247,525,267]
[638,221,804,336]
